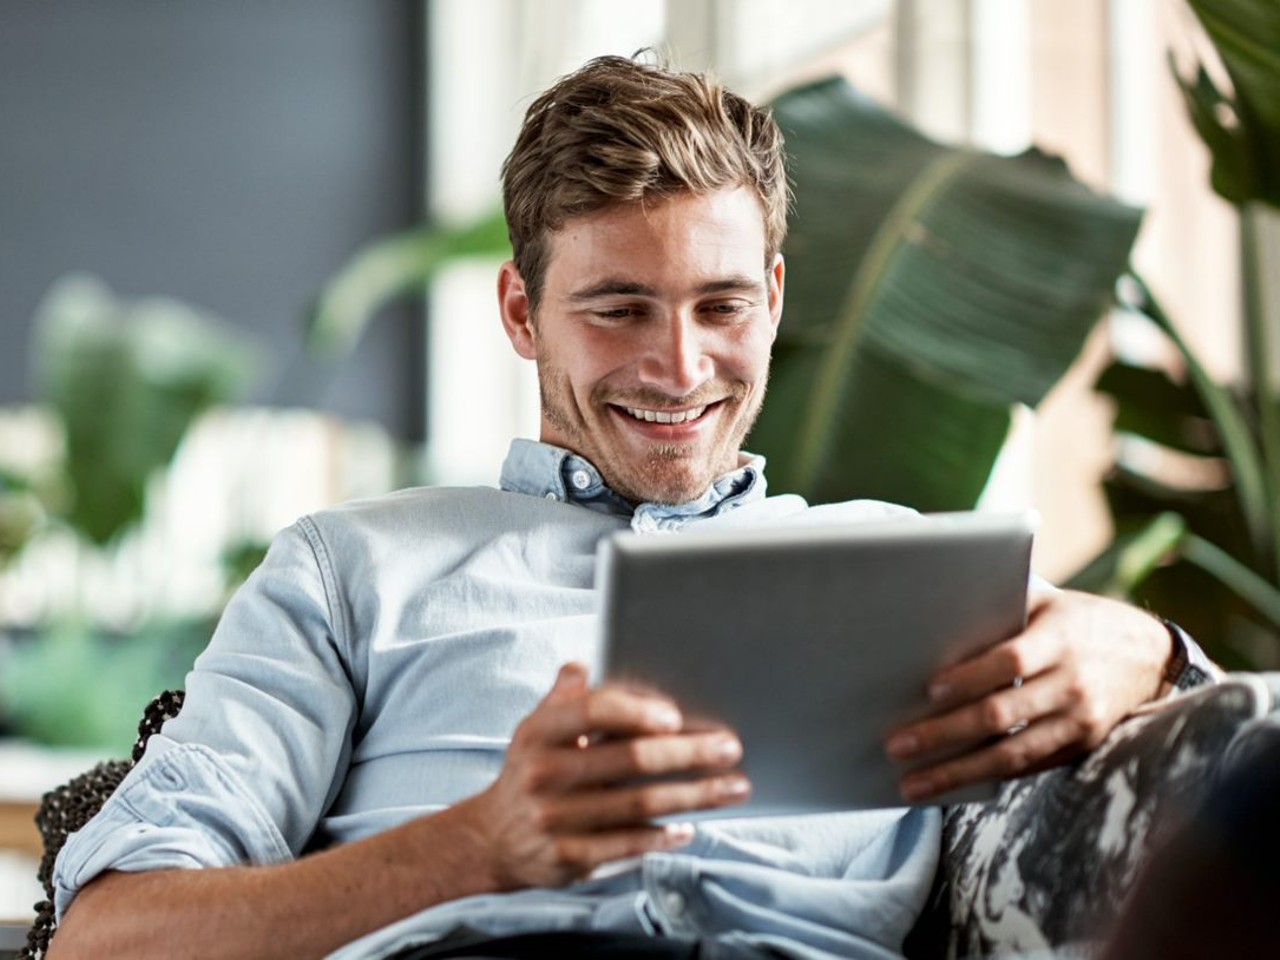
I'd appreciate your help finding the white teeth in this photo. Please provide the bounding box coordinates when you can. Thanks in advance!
[623,405,708,424]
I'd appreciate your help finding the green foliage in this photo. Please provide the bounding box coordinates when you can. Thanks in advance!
[33,275,258,545]
[0,278,257,747]
[1073,276,1280,668]
[220,538,270,592]
[0,619,209,750]
[751,78,1142,510]
[1176,0,1280,207]
[307,210,511,360]
[0,468,46,567]
[1070,0,1280,668]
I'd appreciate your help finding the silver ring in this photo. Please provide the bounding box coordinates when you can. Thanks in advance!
[1007,676,1026,733]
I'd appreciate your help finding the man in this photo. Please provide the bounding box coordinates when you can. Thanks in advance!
[49,55,1212,960]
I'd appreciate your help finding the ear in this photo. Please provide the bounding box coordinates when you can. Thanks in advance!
[498,260,538,360]
[767,253,785,339]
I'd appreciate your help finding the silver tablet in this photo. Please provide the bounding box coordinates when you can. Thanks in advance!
[596,511,1035,815]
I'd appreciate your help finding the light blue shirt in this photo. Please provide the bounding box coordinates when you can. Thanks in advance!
[54,440,939,959]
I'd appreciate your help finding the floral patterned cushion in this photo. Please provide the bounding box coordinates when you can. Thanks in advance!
[907,674,1280,959]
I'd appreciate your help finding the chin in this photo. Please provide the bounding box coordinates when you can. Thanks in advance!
[625,471,712,507]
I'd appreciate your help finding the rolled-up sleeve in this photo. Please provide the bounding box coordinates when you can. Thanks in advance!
[54,518,358,920]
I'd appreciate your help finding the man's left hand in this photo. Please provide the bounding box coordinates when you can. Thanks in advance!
[884,588,1173,802]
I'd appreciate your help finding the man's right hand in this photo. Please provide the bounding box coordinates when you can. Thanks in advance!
[461,661,750,890]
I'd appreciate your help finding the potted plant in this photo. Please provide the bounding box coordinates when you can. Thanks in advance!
[0,275,257,749]
[1069,0,1280,669]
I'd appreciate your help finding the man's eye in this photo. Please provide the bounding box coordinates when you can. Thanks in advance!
[704,301,750,316]
[593,307,640,320]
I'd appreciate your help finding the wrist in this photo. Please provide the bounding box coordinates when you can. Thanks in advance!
[1143,611,1187,698]
[432,791,510,897]
[1152,615,1190,690]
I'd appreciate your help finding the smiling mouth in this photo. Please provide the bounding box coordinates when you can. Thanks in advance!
[619,403,717,424]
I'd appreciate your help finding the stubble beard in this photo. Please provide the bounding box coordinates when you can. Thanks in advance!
[535,360,764,505]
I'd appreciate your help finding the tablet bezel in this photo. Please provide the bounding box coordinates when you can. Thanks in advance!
[596,511,1036,814]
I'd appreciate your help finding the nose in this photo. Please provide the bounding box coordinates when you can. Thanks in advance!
[636,312,713,395]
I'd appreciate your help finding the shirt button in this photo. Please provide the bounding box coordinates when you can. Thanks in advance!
[545,491,559,501]
[570,470,592,490]
[662,891,686,917]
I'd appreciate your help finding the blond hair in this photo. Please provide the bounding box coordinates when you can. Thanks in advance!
[501,54,789,308]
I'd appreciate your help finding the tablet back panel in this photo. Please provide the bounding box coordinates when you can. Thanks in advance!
[598,512,1034,814]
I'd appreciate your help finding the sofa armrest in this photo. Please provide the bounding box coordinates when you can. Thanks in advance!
[18,690,184,960]
[907,674,1279,958]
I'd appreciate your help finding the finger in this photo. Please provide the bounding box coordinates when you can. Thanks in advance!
[548,822,697,879]
[886,669,1075,762]
[898,712,1087,801]
[542,773,752,831]
[548,730,743,789]
[546,662,590,701]
[926,615,1063,709]
[521,683,683,747]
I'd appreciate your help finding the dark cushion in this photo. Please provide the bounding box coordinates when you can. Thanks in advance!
[909,675,1278,958]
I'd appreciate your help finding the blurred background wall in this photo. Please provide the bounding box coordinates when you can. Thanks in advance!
[0,0,425,437]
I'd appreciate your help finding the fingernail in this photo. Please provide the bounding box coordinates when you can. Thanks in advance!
[650,705,682,730]
[886,734,918,760]
[664,822,695,845]
[928,681,951,702]
[901,777,933,802]
[719,775,751,799]
[557,663,587,689]
[714,736,743,763]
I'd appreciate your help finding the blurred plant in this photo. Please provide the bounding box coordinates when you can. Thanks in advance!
[1,619,211,749]
[0,275,258,748]
[0,468,45,568]
[748,77,1141,511]
[307,210,511,360]
[1068,0,1280,668]
[35,275,258,544]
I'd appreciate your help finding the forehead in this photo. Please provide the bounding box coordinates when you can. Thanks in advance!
[543,187,769,293]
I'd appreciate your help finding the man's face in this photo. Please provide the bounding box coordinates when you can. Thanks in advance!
[499,187,784,505]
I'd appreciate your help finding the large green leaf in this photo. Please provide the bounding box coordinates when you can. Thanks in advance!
[1181,0,1280,207]
[752,78,1143,508]
[1066,511,1187,597]
[308,210,511,360]
[34,276,258,545]
[1118,274,1272,566]
[1097,359,1222,456]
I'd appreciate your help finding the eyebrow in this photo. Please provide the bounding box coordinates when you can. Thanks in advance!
[566,275,765,302]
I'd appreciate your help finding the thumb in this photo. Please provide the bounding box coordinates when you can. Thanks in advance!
[546,661,590,701]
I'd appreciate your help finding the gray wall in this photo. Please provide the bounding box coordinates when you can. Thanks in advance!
[0,1,424,439]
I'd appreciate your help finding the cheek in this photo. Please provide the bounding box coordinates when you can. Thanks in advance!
[572,333,640,389]
[724,328,775,381]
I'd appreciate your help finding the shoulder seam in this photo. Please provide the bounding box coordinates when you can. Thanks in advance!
[294,516,350,664]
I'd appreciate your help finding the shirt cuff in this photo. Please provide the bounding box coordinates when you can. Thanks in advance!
[1155,617,1223,691]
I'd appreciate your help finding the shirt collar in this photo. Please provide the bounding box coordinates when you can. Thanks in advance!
[499,439,768,531]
